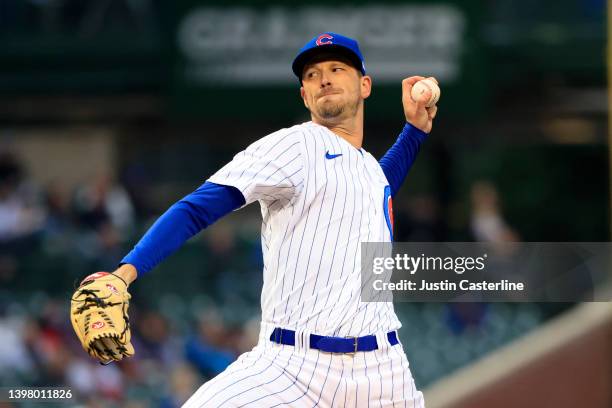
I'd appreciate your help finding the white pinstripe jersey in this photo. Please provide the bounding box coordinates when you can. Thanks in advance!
[208,121,401,337]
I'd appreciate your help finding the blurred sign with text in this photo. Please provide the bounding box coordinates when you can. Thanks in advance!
[177,5,466,85]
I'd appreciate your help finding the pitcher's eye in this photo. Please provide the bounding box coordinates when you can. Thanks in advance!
[305,71,318,79]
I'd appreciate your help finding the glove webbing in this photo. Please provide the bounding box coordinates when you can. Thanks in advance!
[73,288,131,362]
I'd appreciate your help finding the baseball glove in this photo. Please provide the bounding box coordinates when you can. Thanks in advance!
[70,272,134,364]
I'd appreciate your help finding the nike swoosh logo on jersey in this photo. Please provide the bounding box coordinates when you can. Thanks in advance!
[325,151,343,159]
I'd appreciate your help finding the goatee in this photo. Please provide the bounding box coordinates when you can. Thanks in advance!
[320,104,345,119]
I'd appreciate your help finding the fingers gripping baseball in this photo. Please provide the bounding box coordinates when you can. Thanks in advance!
[402,76,439,134]
[427,105,438,120]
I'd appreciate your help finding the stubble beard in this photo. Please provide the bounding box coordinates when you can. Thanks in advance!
[320,103,345,119]
[316,97,360,124]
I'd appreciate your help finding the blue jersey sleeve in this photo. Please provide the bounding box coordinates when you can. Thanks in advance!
[379,123,428,197]
[121,181,246,276]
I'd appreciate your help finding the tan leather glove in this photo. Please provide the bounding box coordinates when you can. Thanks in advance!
[70,272,134,364]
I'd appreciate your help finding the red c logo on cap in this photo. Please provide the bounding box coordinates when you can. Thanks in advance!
[316,34,333,46]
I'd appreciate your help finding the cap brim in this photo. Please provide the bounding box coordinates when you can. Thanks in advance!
[292,45,364,79]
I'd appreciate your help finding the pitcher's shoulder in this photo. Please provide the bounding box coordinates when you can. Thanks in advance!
[246,125,308,151]
[281,122,319,139]
[267,122,327,151]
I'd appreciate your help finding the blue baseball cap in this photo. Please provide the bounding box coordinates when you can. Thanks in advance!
[292,32,366,80]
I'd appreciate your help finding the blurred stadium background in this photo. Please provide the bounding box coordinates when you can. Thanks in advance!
[0,0,609,407]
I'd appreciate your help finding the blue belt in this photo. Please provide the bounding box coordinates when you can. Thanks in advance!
[269,328,399,353]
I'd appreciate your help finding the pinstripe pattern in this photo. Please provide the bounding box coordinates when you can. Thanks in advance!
[182,336,424,407]
[190,122,423,407]
[208,122,401,337]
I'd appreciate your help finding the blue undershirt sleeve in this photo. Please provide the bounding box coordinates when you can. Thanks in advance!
[379,122,428,197]
[121,181,246,276]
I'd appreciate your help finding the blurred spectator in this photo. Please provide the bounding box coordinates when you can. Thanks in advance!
[73,173,134,235]
[185,310,236,379]
[394,194,445,242]
[0,152,45,242]
[94,362,125,401]
[445,181,522,334]
[72,173,135,269]
[470,180,520,243]
[18,299,76,386]
[204,222,236,259]
[121,163,156,219]
[42,180,73,238]
[445,303,491,335]
[161,363,200,408]
[235,316,261,354]
[65,356,97,397]
[202,221,264,308]
[133,310,180,366]
[0,313,34,378]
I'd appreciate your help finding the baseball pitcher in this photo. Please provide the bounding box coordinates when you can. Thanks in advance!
[70,32,438,407]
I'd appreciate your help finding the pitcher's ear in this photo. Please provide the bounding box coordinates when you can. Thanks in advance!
[361,75,372,99]
[300,87,309,109]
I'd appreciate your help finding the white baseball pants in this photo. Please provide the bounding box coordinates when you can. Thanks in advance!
[182,323,425,407]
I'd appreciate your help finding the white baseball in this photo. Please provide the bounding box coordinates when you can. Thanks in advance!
[411,78,440,108]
